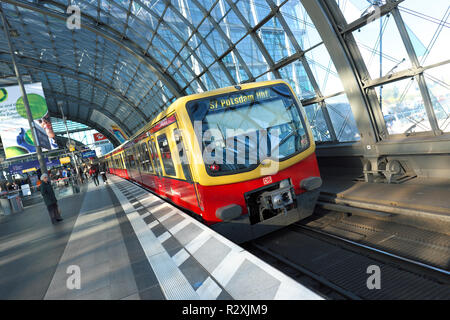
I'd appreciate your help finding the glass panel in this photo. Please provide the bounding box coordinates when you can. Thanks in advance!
[174,128,192,181]
[424,65,450,132]
[223,51,250,83]
[280,1,322,50]
[260,17,294,63]
[279,62,316,100]
[235,0,271,28]
[325,94,361,142]
[335,0,385,24]
[208,63,233,88]
[204,28,230,56]
[220,7,246,43]
[235,36,268,77]
[399,0,450,67]
[140,141,153,173]
[186,84,310,175]
[351,14,412,80]
[378,78,431,134]
[305,44,344,96]
[304,104,332,142]
[157,133,176,176]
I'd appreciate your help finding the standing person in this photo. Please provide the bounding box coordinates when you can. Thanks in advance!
[89,165,99,186]
[78,165,84,183]
[100,162,108,184]
[83,165,89,182]
[40,174,63,224]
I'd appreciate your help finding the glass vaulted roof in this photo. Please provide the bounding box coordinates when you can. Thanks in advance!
[0,0,448,146]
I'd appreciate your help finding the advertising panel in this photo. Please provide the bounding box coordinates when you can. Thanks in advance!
[90,110,128,144]
[93,132,107,142]
[0,82,58,159]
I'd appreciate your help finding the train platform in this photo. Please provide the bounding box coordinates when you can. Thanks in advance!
[318,176,450,234]
[0,176,322,300]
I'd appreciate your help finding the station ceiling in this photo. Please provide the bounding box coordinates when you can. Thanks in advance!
[0,0,448,147]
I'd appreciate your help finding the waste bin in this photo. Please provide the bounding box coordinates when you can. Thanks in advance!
[8,194,24,213]
[0,197,11,215]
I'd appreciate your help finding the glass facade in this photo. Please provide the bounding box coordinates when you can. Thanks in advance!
[0,0,448,147]
[337,0,449,134]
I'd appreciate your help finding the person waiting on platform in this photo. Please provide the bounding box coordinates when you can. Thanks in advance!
[40,173,63,224]
[89,165,99,186]
[100,162,108,184]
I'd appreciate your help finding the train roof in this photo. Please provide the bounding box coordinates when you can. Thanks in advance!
[126,79,289,145]
[103,140,129,158]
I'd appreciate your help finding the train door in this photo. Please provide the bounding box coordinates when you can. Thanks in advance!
[153,122,197,209]
[138,139,156,190]
[172,127,200,213]
[134,144,144,185]
[149,136,163,193]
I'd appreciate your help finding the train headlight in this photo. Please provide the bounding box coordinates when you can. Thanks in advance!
[300,176,322,191]
[216,204,242,221]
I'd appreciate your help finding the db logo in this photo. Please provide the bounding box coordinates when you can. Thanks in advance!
[263,176,272,185]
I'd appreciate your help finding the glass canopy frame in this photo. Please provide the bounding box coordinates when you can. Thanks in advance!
[0,0,447,148]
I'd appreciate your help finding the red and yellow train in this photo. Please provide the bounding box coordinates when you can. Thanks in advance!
[103,80,322,242]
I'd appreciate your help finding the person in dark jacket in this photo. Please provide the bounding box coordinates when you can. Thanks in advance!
[100,162,108,184]
[40,173,63,224]
[89,164,99,186]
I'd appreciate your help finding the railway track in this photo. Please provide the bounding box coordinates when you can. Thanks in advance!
[245,221,450,300]
[124,178,450,299]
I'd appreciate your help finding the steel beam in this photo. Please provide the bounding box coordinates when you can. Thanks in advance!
[44,90,133,137]
[0,51,150,122]
[2,0,185,99]
[302,0,379,154]
[49,111,121,147]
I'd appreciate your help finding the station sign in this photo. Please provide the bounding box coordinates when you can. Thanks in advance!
[8,158,61,174]
[59,156,71,164]
[81,150,96,159]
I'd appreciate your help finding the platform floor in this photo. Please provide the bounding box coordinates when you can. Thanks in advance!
[0,181,158,300]
[0,176,321,300]
[320,176,450,215]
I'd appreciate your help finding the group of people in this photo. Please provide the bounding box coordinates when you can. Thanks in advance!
[0,176,32,196]
[77,162,107,186]
[39,161,108,224]
[1,161,109,224]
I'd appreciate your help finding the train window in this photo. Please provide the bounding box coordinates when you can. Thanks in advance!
[137,144,144,171]
[126,149,134,169]
[138,143,147,172]
[186,83,310,176]
[157,134,176,176]
[173,128,192,182]
[142,142,154,173]
[135,146,141,171]
[150,139,162,176]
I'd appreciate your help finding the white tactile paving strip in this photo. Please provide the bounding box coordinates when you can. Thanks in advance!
[109,175,323,300]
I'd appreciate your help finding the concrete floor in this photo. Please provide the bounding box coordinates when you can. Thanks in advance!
[0,180,164,300]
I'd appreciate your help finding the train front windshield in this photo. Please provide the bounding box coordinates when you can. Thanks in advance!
[186,84,310,175]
